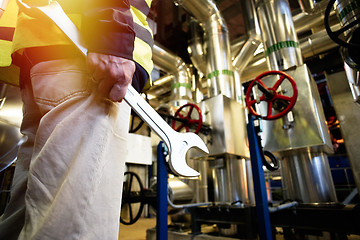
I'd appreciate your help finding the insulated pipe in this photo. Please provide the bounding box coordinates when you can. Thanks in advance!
[147,75,174,98]
[188,18,206,76]
[233,8,337,82]
[174,0,235,99]
[238,26,339,83]
[297,0,328,14]
[293,11,337,34]
[234,1,338,83]
[300,26,339,58]
[280,151,337,203]
[152,43,192,101]
[256,0,303,71]
[232,0,262,76]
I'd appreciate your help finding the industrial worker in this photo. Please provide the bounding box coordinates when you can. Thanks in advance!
[0,0,153,239]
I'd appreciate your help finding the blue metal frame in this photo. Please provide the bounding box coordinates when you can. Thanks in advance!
[247,116,273,240]
[156,142,168,240]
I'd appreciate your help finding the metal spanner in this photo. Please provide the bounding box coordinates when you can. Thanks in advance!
[19,1,209,177]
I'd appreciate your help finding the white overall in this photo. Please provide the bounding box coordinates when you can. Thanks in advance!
[0,58,130,239]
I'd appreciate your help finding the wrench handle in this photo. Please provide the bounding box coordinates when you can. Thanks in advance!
[124,86,174,150]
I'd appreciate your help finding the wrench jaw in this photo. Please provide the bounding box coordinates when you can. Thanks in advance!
[167,132,209,177]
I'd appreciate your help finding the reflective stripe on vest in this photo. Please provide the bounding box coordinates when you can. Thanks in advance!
[130,0,150,16]
[0,26,14,41]
[134,23,153,48]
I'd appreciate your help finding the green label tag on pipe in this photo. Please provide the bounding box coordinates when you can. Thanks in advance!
[207,69,234,79]
[171,82,192,90]
[265,40,300,57]
[337,0,360,22]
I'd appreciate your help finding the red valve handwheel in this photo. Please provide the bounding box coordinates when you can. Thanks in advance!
[171,103,203,134]
[245,70,298,120]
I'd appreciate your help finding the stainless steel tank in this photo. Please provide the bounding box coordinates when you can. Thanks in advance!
[280,150,337,203]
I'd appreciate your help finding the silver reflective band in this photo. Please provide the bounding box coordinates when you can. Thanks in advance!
[134,22,153,48]
[130,0,150,15]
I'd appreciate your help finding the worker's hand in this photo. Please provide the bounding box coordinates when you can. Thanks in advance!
[87,52,135,102]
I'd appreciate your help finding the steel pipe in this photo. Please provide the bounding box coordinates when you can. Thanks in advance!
[174,0,235,99]
[233,0,262,76]
[256,0,303,71]
[152,43,192,101]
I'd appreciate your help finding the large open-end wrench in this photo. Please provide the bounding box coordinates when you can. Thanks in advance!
[18,1,208,177]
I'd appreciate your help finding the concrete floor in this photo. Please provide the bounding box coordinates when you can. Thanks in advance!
[119,218,360,240]
[119,218,157,240]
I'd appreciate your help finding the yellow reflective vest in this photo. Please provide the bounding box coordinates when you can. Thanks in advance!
[0,0,153,89]
[0,0,19,86]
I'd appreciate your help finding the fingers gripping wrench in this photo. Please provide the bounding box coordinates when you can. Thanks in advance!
[18,1,208,177]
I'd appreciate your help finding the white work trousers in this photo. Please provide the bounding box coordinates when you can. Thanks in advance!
[0,58,130,239]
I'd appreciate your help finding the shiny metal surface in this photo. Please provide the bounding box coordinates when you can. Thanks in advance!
[260,65,333,153]
[280,151,337,203]
[0,122,24,172]
[188,18,206,76]
[293,10,337,34]
[174,0,235,99]
[344,61,360,104]
[193,160,209,203]
[127,85,208,177]
[233,0,262,78]
[152,44,182,73]
[211,156,254,204]
[256,0,303,71]
[168,177,194,204]
[146,75,174,98]
[0,83,7,109]
[204,14,234,98]
[325,71,360,195]
[174,0,217,23]
[199,95,250,158]
[237,29,339,82]
[300,26,339,58]
[230,36,247,59]
[152,43,193,102]
[298,0,327,14]
[0,85,24,172]
[335,0,360,29]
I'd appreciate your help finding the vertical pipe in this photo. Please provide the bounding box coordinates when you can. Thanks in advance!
[256,0,303,71]
[152,44,193,102]
[188,18,206,76]
[233,0,262,76]
[280,151,337,203]
[174,0,235,99]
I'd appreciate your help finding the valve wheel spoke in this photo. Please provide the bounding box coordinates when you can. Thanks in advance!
[171,103,203,134]
[273,75,286,90]
[120,172,144,225]
[267,101,273,117]
[245,70,298,120]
